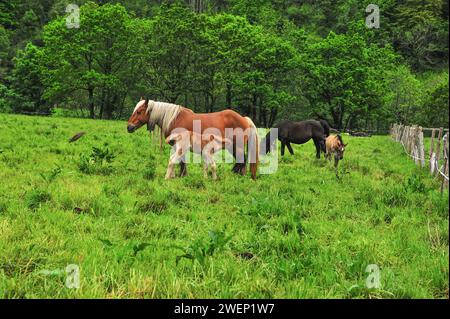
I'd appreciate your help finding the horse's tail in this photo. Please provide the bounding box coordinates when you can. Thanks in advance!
[245,117,259,180]
[319,119,331,137]
[260,129,277,155]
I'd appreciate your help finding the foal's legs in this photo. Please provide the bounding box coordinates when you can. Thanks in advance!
[203,161,209,178]
[334,154,340,168]
[210,159,218,180]
[202,152,211,179]
[166,152,179,180]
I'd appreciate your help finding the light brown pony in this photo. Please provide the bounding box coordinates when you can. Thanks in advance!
[127,98,259,179]
[165,131,233,180]
[325,134,348,168]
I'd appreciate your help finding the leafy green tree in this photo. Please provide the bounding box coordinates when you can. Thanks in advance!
[300,27,397,130]
[141,3,204,104]
[42,2,144,118]
[384,65,423,125]
[0,26,11,78]
[418,73,449,128]
[9,43,46,113]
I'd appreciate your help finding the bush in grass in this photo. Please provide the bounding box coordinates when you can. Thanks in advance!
[26,189,51,210]
[78,145,115,175]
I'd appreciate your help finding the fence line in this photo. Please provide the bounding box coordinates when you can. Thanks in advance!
[391,124,449,192]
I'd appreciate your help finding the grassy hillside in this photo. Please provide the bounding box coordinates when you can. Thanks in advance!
[0,114,448,298]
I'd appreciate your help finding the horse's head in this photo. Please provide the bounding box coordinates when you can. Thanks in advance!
[336,142,348,160]
[127,98,150,133]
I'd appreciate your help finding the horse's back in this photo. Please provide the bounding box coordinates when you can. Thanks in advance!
[194,109,248,130]
[276,119,323,141]
[173,108,249,135]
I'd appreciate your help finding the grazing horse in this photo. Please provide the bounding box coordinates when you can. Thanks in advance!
[127,99,259,179]
[165,131,233,180]
[261,120,328,158]
[325,135,347,168]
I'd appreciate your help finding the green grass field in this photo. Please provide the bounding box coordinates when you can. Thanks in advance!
[0,113,448,299]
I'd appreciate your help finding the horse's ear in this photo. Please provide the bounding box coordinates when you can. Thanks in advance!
[140,96,144,101]
[144,99,149,106]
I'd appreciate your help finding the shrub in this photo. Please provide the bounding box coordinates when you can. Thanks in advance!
[78,144,115,175]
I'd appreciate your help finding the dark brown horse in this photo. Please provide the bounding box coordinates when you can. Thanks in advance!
[261,120,328,158]
[127,99,259,179]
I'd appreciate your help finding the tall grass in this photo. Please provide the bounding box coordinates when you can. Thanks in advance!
[0,114,448,298]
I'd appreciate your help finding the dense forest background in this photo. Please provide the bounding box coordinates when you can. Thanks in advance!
[0,0,448,130]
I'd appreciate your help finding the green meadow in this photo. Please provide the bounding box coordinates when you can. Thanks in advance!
[0,113,448,299]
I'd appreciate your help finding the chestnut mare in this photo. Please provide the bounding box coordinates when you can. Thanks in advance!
[127,99,259,179]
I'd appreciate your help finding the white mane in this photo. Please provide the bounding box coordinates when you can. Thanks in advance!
[134,100,182,136]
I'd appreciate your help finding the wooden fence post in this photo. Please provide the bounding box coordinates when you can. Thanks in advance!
[435,128,443,176]
[418,126,425,167]
[430,129,435,159]
[408,126,415,155]
[440,134,448,193]
[445,136,449,189]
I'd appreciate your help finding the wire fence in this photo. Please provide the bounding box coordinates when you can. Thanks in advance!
[391,124,449,192]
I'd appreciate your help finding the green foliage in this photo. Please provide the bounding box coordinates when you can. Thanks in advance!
[9,43,46,113]
[78,144,116,175]
[176,229,233,267]
[0,84,15,113]
[419,74,449,128]
[25,189,51,211]
[405,174,427,194]
[300,27,398,129]
[40,165,62,185]
[0,1,448,128]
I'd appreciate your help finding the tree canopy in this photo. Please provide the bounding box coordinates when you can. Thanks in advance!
[0,0,448,130]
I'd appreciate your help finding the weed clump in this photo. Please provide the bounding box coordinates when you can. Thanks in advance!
[26,189,51,210]
[404,174,426,194]
[176,229,233,267]
[78,144,115,175]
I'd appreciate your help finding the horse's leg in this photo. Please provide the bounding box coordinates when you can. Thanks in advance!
[241,151,247,176]
[231,143,240,174]
[334,155,339,168]
[165,153,178,180]
[231,142,246,175]
[203,161,209,179]
[313,139,321,159]
[211,158,218,180]
[281,140,286,157]
[179,154,188,177]
[202,153,210,179]
[286,142,294,155]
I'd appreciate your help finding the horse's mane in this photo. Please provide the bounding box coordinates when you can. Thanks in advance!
[336,134,344,146]
[145,101,182,136]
